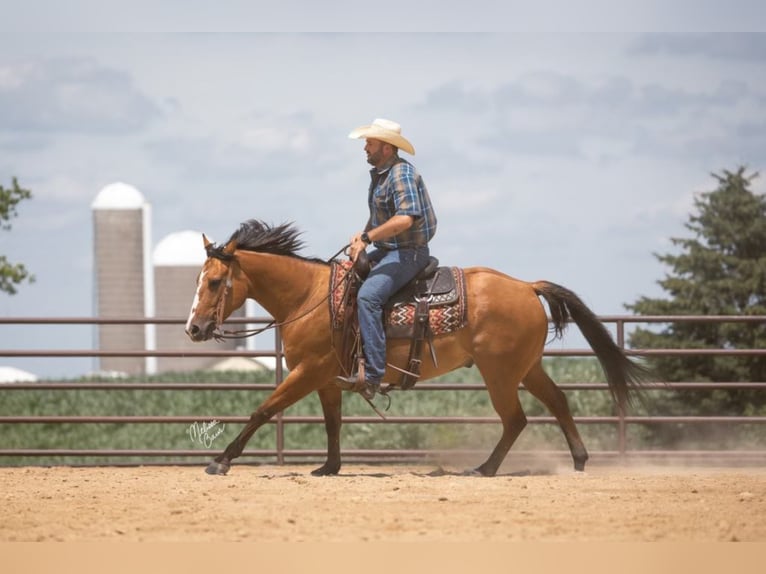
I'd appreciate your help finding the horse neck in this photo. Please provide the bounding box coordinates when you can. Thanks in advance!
[236,251,328,322]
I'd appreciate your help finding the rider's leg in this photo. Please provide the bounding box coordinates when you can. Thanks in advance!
[356,245,430,386]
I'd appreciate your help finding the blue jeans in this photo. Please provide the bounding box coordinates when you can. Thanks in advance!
[357,245,430,383]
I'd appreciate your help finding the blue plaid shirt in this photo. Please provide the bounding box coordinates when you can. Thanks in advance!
[367,158,437,249]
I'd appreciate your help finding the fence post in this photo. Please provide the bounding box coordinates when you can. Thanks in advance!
[616,319,627,459]
[275,326,285,465]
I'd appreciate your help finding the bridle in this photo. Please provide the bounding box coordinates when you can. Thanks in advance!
[208,244,350,342]
[212,264,236,338]
[207,242,392,418]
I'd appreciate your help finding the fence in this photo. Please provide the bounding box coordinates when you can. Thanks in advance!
[1,315,765,467]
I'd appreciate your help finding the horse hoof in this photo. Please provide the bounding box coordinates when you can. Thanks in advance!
[205,461,230,475]
[310,463,340,476]
[467,465,497,477]
[461,468,483,477]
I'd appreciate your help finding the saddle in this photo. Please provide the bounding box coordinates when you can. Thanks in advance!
[334,251,467,390]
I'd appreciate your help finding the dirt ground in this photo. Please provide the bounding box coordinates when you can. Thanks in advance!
[2,462,765,542]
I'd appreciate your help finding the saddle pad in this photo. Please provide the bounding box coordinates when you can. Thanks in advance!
[329,260,468,338]
[386,266,458,307]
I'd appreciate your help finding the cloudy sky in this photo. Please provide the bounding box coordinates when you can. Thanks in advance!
[1,6,765,378]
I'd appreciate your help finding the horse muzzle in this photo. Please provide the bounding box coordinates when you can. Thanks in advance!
[185,319,216,342]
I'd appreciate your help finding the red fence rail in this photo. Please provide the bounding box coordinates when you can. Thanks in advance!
[1,315,765,466]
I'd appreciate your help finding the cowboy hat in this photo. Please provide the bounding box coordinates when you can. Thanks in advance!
[348,118,415,155]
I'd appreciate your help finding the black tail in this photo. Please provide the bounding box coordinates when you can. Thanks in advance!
[533,281,651,409]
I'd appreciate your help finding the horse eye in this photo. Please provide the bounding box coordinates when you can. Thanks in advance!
[208,278,222,290]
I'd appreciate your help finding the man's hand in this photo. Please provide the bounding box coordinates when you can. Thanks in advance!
[347,216,414,261]
[348,232,366,262]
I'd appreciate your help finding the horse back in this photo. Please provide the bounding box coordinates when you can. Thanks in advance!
[462,266,550,336]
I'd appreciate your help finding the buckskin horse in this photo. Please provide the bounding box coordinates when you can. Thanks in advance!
[185,220,648,476]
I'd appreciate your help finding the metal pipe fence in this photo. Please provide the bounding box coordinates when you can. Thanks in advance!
[1,315,765,466]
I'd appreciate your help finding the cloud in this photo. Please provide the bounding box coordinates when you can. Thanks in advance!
[234,110,319,155]
[0,132,49,153]
[421,80,491,113]
[0,58,162,134]
[438,187,500,213]
[144,110,352,187]
[494,71,587,108]
[629,33,766,61]
[418,69,761,164]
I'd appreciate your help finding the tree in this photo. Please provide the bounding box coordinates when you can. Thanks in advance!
[0,177,35,295]
[626,166,766,424]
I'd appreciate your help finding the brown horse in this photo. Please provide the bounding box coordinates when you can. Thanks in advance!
[185,220,648,476]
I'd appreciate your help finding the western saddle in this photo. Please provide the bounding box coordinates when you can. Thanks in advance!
[337,250,461,393]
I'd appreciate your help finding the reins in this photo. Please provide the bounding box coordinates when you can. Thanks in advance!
[211,244,350,342]
[207,241,397,419]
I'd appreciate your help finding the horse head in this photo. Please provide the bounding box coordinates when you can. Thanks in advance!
[185,234,248,342]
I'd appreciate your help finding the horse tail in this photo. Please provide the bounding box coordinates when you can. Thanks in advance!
[532,280,651,409]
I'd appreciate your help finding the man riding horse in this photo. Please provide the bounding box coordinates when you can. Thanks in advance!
[185,120,649,477]
[334,118,438,400]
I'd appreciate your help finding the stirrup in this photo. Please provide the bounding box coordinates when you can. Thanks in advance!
[334,375,378,400]
[334,374,363,391]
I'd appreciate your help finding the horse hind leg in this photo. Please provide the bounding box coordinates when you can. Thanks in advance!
[523,361,589,471]
[473,361,529,477]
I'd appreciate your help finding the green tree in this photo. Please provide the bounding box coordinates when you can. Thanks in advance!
[0,177,35,295]
[626,167,766,419]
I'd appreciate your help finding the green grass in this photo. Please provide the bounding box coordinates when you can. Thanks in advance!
[2,358,761,466]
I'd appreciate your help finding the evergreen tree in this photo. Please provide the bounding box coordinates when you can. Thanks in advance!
[0,177,34,295]
[626,167,766,421]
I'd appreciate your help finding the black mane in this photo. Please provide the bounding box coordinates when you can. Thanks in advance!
[207,220,326,264]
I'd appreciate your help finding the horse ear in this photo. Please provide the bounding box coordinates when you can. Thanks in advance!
[203,234,212,249]
[223,239,237,256]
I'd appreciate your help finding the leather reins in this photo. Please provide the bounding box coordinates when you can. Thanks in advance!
[210,244,350,342]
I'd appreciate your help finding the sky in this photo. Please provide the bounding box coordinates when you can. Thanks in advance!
[1,5,765,378]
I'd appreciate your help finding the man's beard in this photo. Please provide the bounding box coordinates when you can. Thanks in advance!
[366,149,382,166]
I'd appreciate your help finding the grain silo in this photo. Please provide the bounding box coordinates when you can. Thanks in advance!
[153,230,244,372]
[91,182,154,376]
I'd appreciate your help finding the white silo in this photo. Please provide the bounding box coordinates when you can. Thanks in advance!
[91,182,154,376]
[153,230,244,372]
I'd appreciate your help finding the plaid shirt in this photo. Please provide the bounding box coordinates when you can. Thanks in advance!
[367,158,437,249]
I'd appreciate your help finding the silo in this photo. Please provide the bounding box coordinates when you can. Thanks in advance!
[153,230,244,372]
[91,182,153,376]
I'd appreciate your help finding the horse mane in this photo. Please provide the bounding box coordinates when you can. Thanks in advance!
[207,219,327,264]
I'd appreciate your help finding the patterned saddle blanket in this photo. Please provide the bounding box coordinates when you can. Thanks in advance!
[329,259,468,339]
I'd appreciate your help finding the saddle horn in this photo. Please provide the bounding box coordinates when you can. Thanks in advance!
[353,250,371,280]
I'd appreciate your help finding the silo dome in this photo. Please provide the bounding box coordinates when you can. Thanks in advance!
[153,231,208,267]
[91,182,146,210]
[0,366,38,383]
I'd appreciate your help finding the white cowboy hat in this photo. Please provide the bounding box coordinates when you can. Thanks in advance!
[348,118,415,155]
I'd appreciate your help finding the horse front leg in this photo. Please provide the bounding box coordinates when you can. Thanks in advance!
[310,385,343,476]
[206,368,320,475]
[206,409,273,475]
